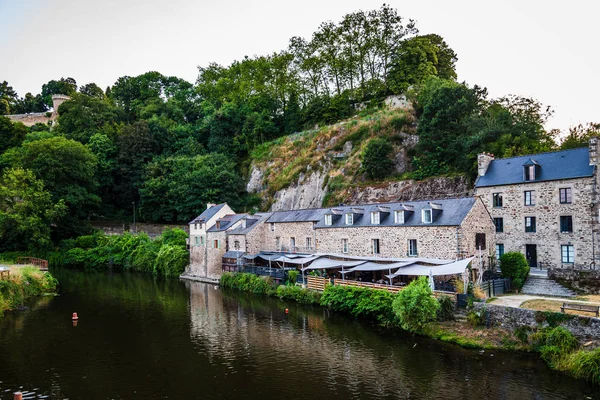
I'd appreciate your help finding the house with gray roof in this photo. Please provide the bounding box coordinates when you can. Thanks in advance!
[475,139,599,270]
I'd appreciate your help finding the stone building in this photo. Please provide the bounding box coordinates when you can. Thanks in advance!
[475,141,598,269]
[6,94,70,127]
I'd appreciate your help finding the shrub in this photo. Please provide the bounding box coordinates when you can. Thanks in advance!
[514,326,532,343]
[219,273,275,296]
[437,295,455,321]
[565,348,600,384]
[392,277,440,332]
[276,285,321,305]
[546,326,578,353]
[499,252,530,290]
[361,138,394,180]
[320,285,397,326]
[286,270,299,286]
[467,308,487,327]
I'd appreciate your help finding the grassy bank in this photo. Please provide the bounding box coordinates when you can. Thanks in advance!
[0,266,58,316]
[220,272,600,385]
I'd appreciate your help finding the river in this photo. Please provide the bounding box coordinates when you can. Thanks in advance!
[0,269,598,399]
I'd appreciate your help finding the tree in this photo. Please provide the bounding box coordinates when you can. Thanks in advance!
[499,252,530,290]
[79,83,105,99]
[362,138,394,179]
[0,81,18,114]
[0,116,28,153]
[56,93,122,143]
[392,276,440,332]
[0,168,66,251]
[560,123,600,150]
[41,77,77,107]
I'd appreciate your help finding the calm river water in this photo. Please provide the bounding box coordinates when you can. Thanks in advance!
[0,269,598,399]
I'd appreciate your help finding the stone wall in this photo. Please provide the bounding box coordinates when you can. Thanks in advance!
[206,230,228,279]
[7,113,52,127]
[458,197,495,260]
[475,176,597,268]
[263,221,317,252]
[549,267,600,294]
[474,303,600,341]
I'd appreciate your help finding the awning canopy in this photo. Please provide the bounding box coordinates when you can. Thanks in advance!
[301,258,366,271]
[223,251,245,259]
[342,261,412,273]
[386,257,474,278]
[273,255,322,265]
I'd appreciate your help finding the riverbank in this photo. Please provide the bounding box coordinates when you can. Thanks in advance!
[219,272,600,385]
[0,265,58,316]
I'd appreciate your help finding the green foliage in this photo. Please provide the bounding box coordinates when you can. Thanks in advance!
[514,326,533,343]
[466,308,487,327]
[286,270,299,286]
[0,116,28,153]
[320,284,397,326]
[437,295,455,321]
[220,273,276,296]
[276,284,321,305]
[362,138,394,179]
[564,348,600,384]
[392,277,439,332]
[534,310,573,327]
[0,270,59,316]
[499,252,530,290]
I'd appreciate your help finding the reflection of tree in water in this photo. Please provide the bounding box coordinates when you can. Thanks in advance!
[186,281,589,399]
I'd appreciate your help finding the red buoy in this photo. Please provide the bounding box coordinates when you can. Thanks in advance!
[14,392,23,400]
[285,308,289,314]
[72,312,79,320]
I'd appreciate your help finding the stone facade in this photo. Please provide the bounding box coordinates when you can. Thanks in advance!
[263,221,317,252]
[476,173,597,269]
[549,268,600,294]
[6,94,70,127]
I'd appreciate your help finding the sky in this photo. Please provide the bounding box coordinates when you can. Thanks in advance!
[0,0,598,137]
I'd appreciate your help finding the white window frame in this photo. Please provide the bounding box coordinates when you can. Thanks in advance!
[306,237,312,249]
[372,239,380,254]
[194,236,200,246]
[342,238,348,254]
[408,239,418,257]
[345,213,353,225]
[290,237,296,249]
[241,219,246,229]
[370,212,380,225]
[394,210,404,224]
[559,187,572,204]
[524,190,535,206]
[422,209,433,224]
[561,245,574,263]
[496,244,504,259]
[325,214,332,226]
[200,236,205,246]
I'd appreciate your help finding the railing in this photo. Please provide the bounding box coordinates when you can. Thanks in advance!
[307,276,329,291]
[478,278,511,298]
[16,257,48,271]
[335,280,404,293]
[242,265,290,281]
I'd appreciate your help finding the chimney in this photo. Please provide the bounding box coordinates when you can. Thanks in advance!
[206,203,216,210]
[589,137,598,166]
[478,153,495,177]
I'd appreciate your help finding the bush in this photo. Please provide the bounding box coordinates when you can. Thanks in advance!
[437,295,455,321]
[320,285,397,326]
[286,270,299,286]
[466,308,487,327]
[276,285,321,305]
[361,138,394,180]
[392,277,439,332]
[499,252,530,290]
[565,348,600,384]
[220,273,275,296]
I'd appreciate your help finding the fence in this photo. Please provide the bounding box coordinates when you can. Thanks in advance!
[16,257,48,271]
[478,278,511,297]
[335,280,404,293]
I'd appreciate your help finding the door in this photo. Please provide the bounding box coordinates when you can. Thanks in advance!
[525,245,537,268]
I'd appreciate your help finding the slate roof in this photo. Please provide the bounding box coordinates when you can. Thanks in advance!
[266,208,329,223]
[475,147,593,188]
[189,203,227,224]
[228,213,273,235]
[207,213,247,232]
[314,197,477,228]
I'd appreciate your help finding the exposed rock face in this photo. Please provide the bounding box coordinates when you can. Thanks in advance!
[246,165,265,193]
[344,176,472,205]
[270,168,329,211]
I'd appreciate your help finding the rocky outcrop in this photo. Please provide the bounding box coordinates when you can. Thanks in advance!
[270,168,329,211]
[246,165,266,193]
[344,176,472,205]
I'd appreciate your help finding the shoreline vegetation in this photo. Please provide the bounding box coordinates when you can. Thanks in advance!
[220,272,600,385]
[0,265,58,316]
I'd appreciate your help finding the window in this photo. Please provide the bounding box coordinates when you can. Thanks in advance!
[241,219,246,229]
[475,233,486,250]
[493,193,503,207]
[408,239,418,256]
[213,240,219,249]
[561,245,574,263]
[194,223,197,230]
[270,223,275,232]
[234,240,240,250]
[494,217,504,233]
[325,214,332,226]
[422,209,432,224]
[194,236,200,246]
[496,244,505,259]
[394,210,404,224]
[290,237,296,249]
[372,239,380,254]
[559,188,572,204]
[201,236,205,246]
[306,237,312,249]
[370,212,380,224]
[560,216,573,233]
[275,236,280,249]
[345,213,353,225]
[524,165,536,181]
[524,190,535,206]
[525,217,536,233]
[342,238,348,254]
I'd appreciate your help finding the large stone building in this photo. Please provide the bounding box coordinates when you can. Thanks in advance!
[475,140,598,269]
[6,94,70,127]
[184,197,494,280]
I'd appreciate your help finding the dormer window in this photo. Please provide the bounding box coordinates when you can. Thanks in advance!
[370,212,380,224]
[325,214,332,226]
[216,221,221,229]
[523,159,540,181]
[394,210,404,224]
[241,219,246,229]
[422,209,433,224]
[345,213,353,225]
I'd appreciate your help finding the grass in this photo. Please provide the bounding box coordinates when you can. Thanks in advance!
[0,266,58,316]
[521,299,600,317]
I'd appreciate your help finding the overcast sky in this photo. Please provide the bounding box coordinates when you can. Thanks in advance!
[1,0,598,136]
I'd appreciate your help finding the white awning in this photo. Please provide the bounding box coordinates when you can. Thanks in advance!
[386,257,474,278]
[301,258,366,271]
[342,261,413,273]
[273,255,322,265]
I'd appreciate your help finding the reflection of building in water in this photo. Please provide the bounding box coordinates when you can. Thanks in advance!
[185,281,546,398]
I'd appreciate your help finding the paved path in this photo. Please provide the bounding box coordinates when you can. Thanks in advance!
[489,294,600,309]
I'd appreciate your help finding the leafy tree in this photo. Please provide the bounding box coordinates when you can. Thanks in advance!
[0,81,18,114]
[560,123,600,149]
[139,153,244,222]
[0,116,28,153]
[362,138,394,179]
[79,83,105,99]
[12,93,47,114]
[0,168,67,251]
[499,252,530,290]
[88,133,117,208]
[41,77,77,107]
[392,276,440,332]
[56,93,122,143]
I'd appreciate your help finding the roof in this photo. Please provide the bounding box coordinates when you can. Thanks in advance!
[314,197,477,228]
[189,203,227,224]
[227,213,273,235]
[266,208,329,223]
[475,147,594,188]
[223,250,245,259]
[207,213,247,232]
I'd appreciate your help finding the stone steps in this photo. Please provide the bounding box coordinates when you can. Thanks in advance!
[521,275,576,297]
